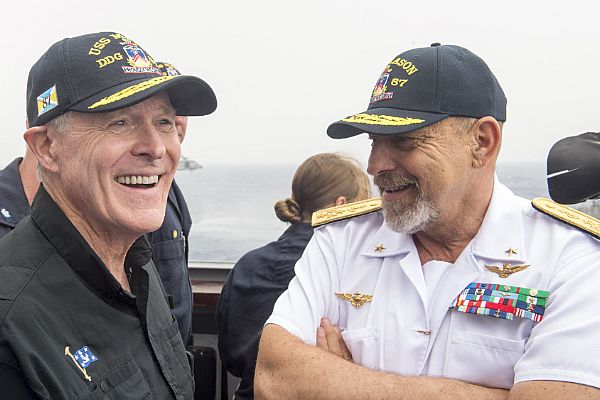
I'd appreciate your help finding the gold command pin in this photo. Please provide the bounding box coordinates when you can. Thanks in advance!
[335,292,373,308]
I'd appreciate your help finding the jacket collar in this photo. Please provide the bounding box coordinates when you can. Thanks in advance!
[30,185,152,303]
[0,158,30,229]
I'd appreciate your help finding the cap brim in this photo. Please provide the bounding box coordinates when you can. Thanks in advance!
[70,75,217,116]
[327,108,449,139]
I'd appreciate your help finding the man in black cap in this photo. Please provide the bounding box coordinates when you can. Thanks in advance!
[0,61,195,346]
[0,32,216,399]
[255,44,600,398]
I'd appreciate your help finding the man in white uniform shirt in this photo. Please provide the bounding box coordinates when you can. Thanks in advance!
[254,44,600,399]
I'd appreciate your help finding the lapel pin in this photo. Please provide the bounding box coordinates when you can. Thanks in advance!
[65,345,98,381]
[485,263,530,278]
[335,292,373,308]
[374,243,385,253]
[505,247,518,257]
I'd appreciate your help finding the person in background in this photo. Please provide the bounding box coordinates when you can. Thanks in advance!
[0,147,38,238]
[546,131,600,205]
[0,61,195,346]
[150,61,194,344]
[0,31,216,399]
[216,153,372,400]
[254,44,600,399]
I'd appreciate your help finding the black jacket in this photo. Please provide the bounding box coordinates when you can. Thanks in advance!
[0,158,193,344]
[216,222,313,400]
[0,186,194,399]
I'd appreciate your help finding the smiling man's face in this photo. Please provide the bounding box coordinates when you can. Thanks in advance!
[46,92,180,237]
[367,117,474,234]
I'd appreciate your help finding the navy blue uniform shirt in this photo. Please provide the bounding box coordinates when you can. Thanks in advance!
[147,180,193,344]
[216,222,314,400]
[0,158,29,238]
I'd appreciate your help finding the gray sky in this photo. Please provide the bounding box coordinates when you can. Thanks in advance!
[1,0,598,169]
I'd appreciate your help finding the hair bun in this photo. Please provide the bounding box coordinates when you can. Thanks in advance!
[274,198,302,223]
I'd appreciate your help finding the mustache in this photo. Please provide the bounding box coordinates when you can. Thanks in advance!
[373,172,418,188]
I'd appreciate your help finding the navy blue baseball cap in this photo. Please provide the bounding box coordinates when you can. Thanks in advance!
[327,43,506,138]
[27,32,217,127]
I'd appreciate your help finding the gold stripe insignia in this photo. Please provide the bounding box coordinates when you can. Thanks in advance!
[532,197,600,239]
[312,198,382,227]
[342,113,425,126]
[88,76,176,109]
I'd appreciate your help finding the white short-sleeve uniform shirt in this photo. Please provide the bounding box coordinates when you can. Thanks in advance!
[266,181,600,389]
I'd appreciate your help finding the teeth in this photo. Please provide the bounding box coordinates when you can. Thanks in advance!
[386,184,410,192]
[114,175,160,186]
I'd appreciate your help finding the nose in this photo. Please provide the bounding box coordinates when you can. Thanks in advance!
[131,122,167,160]
[367,139,396,176]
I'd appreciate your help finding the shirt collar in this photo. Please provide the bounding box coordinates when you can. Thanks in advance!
[471,176,527,263]
[0,158,30,229]
[361,212,414,258]
[280,222,314,240]
[360,177,527,262]
[30,185,152,302]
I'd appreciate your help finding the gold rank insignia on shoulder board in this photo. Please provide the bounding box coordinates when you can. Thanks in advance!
[312,198,382,227]
[532,198,600,240]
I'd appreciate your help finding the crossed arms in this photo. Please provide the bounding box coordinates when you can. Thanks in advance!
[254,322,599,400]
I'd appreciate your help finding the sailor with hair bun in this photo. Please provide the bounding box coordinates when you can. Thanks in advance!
[216,152,371,400]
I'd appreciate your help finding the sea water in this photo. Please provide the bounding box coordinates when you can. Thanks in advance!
[176,162,597,263]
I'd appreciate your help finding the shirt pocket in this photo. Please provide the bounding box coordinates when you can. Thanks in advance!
[152,237,185,262]
[341,326,380,370]
[78,358,152,400]
[160,316,195,394]
[445,329,525,389]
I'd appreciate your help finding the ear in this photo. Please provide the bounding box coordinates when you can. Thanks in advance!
[23,126,60,174]
[175,116,188,143]
[470,117,502,168]
[335,196,347,206]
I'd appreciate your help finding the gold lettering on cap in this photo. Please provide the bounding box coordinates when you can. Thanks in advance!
[88,37,112,56]
[96,53,124,68]
[389,58,419,75]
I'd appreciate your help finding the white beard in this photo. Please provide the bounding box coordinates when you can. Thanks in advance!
[382,194,439,234]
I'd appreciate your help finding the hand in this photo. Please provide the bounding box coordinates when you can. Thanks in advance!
[316,318,353,362]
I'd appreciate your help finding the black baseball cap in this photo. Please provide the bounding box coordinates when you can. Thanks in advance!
[327,43,506,138]
[27,32,217,127]
[547,132,600,204]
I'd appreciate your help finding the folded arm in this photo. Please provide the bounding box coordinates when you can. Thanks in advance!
[255,323,509,400]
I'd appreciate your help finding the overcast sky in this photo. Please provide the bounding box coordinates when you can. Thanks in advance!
[1,0,598,169]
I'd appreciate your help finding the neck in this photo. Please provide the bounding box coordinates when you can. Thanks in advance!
[19,152,40,206]
[414,177,494,265]
[44,182,135,291]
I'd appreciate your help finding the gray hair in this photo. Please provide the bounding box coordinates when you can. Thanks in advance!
[36,112,73,182]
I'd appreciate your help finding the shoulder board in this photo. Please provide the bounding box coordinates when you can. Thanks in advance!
[532,197,600,239]
[312,198,382,227]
